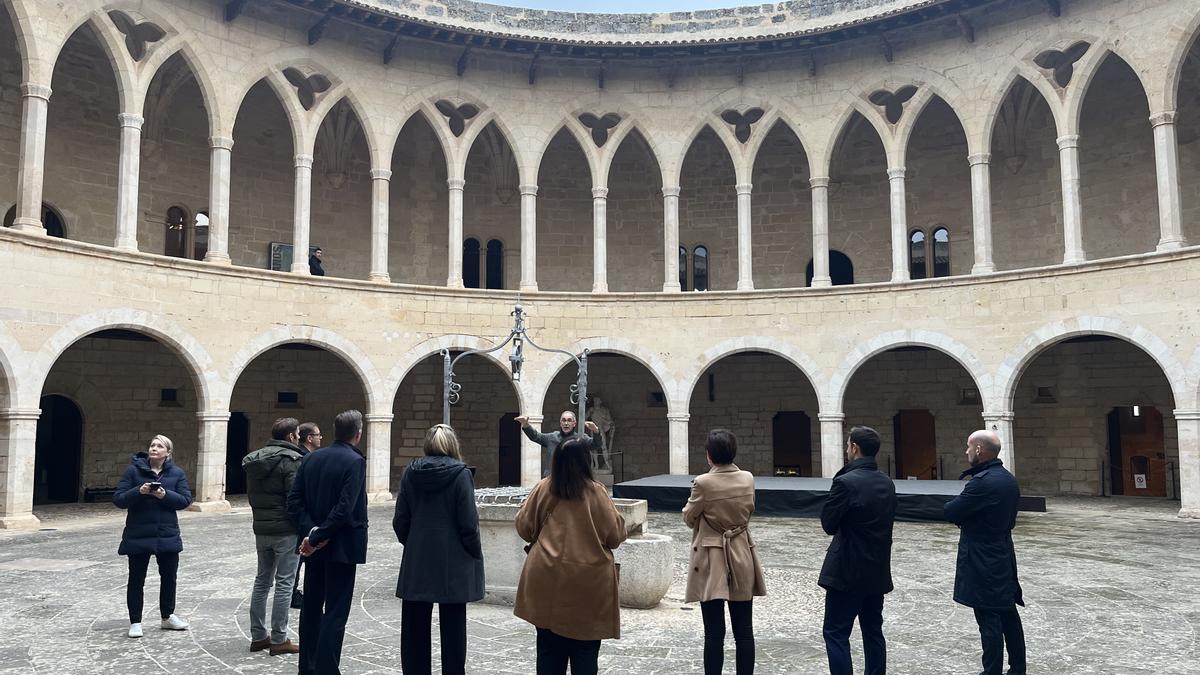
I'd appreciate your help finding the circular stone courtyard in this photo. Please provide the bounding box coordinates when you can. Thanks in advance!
[0,498,1194,674]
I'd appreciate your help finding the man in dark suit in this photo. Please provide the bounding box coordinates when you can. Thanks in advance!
[818,425,898,675]
[287,410,368,675]
[945,430,1026,675]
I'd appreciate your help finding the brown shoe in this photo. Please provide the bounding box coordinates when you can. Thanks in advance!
[269,640,300,656]
[249,638,271,652]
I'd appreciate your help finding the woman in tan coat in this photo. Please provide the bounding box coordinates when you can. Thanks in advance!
[683,429,767,675]
[515,438,626,674]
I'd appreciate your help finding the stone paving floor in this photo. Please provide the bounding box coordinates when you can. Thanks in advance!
[0,497,1196,674]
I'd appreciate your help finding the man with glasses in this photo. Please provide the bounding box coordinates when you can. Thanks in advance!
[299,423,322,454]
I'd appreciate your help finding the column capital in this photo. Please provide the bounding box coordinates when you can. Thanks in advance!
[118,113,144,129]
[447,177,466,190]
[209,136,234,151]
[370,168,393,181]
[967,153,991,166]
[519,184,538,196]
[886,167,906,180]
[982,411,1015,422]
[1149,111,1177,127]
[1056,134,1080,150]
[809,176,831,189]
[0,407,41,421]
[735,183,753,195]
[666,413,690,422]
[364,413,394,423]
[19,82,51,100]
[818,413,845,423]
[592,186,609,199]
[294,154,314,169]
[661,185,681,198]
[1173,409,1200,421]
[196,411,231,422]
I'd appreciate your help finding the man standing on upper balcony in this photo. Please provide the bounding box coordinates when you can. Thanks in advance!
[308,247,325,276]
[515,410,602,477]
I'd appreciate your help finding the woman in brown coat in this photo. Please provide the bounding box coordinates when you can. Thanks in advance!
[683,429,767,675]
[515,438,626,675]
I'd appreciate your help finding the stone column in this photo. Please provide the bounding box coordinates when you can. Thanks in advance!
[1150,112,1186,251]
[114,113,145,251]
[982,411,1016,475]
[522,414,545,487]
[1057,135,1086,264]
[819,412,845,478]
[447,177,466,288]
[736,183,754,290]
[369,169,392,282]
[668,413,690,475]
[13,83,52,233]
[0,408,40,529]
[1175,409,1200,519]
[592,186,609,293]
[191,411,231,512]
[364,413,394,502]
[968,153,996,274]
[290,154,314,274]
[519,184,538,292]
[204,136,234,264]
[662,185,682,292]
[809,176,832,287]
[887,167,909,282]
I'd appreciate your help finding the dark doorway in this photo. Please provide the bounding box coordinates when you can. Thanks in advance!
[463,238,481,288]
[772,411,812,476]
[34,394,83,504]
[1106,406,1166,497]
[486,239,504,289]
[806,250,854,286]
[893,409,937,479]
[498,412,521,486]
[4,203,66,238]
[225,411,250,495]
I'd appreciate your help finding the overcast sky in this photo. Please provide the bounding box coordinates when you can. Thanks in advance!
[490,0,743,12]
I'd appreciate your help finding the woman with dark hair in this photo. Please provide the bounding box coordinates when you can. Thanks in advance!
[514,438,626,674]
[113,434,193,638]
[683,429,767,674]
[393,424,484,674]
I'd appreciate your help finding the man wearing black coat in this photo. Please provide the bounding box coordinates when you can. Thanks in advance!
[818,426,897,675]
[944,430,1026,675]
[287,410,369,675]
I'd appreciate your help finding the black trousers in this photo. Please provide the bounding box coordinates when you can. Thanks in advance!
[700,599,755,675]
[822,589,886,675]
[299,560,358,675]
[400,600,467,674]
[535,627,600,675]
[126,552,179,624]
[973,607,1027,675]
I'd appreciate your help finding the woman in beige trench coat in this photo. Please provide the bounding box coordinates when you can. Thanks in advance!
[515,437,626,675]
[683,429,767,675]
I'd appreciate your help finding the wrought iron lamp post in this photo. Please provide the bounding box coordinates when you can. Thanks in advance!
[442,304,589,435]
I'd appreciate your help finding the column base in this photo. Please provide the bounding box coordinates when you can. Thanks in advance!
[519,283,539,292]
[662,282,681,292]
[187,499,232,513]
[971,263,996,274]
[1179,507,1200,520]
[115,242,138,252]
[9,219,45,234]
[1157,238,1186,252]
[0,513,41,530]
[368,272,391,283]
[1062,254,1087,265]
[203,252,232,265]
[736,281,754,291]
[367,490,395,503]
[290,263,310,274]
[809,276,832,288]
[592,283,609,293]
[890,273,909,283]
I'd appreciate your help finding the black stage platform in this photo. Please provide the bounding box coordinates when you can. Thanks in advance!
[613,474,1047,522]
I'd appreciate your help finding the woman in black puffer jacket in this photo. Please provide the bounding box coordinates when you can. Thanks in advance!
[113,434,193,638]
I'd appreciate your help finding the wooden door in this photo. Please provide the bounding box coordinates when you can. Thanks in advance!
[498,412,521,486]
[894,409,937,480]
[772,411,812,476]
[1111,406,1166,497]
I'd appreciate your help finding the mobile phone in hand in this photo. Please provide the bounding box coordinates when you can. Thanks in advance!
[147,482,163,491]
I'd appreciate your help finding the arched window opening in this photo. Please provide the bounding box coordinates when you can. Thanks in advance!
[165,206,188,258]
[805,250,854,286]
[909,229,927,280]
[463,238,481,289]
[693,245,709,291]
[486,239,504,289]
[679,245,689,291]
[932,226,950,278]
[4,203,66,238]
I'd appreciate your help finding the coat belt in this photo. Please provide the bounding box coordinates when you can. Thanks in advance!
[704,515,750,591]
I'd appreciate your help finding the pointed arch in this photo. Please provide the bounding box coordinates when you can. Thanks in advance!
[821,96,894,176]
[534,122,597,188]
[979,69,1063,155]
[1064,44,1154,135]
[601,121,667,187]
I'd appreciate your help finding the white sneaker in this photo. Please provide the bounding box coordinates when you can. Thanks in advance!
[160,614,189,631]
[127,623,143,638]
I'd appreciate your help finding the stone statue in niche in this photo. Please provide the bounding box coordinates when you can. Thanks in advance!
[587,397,616,472]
